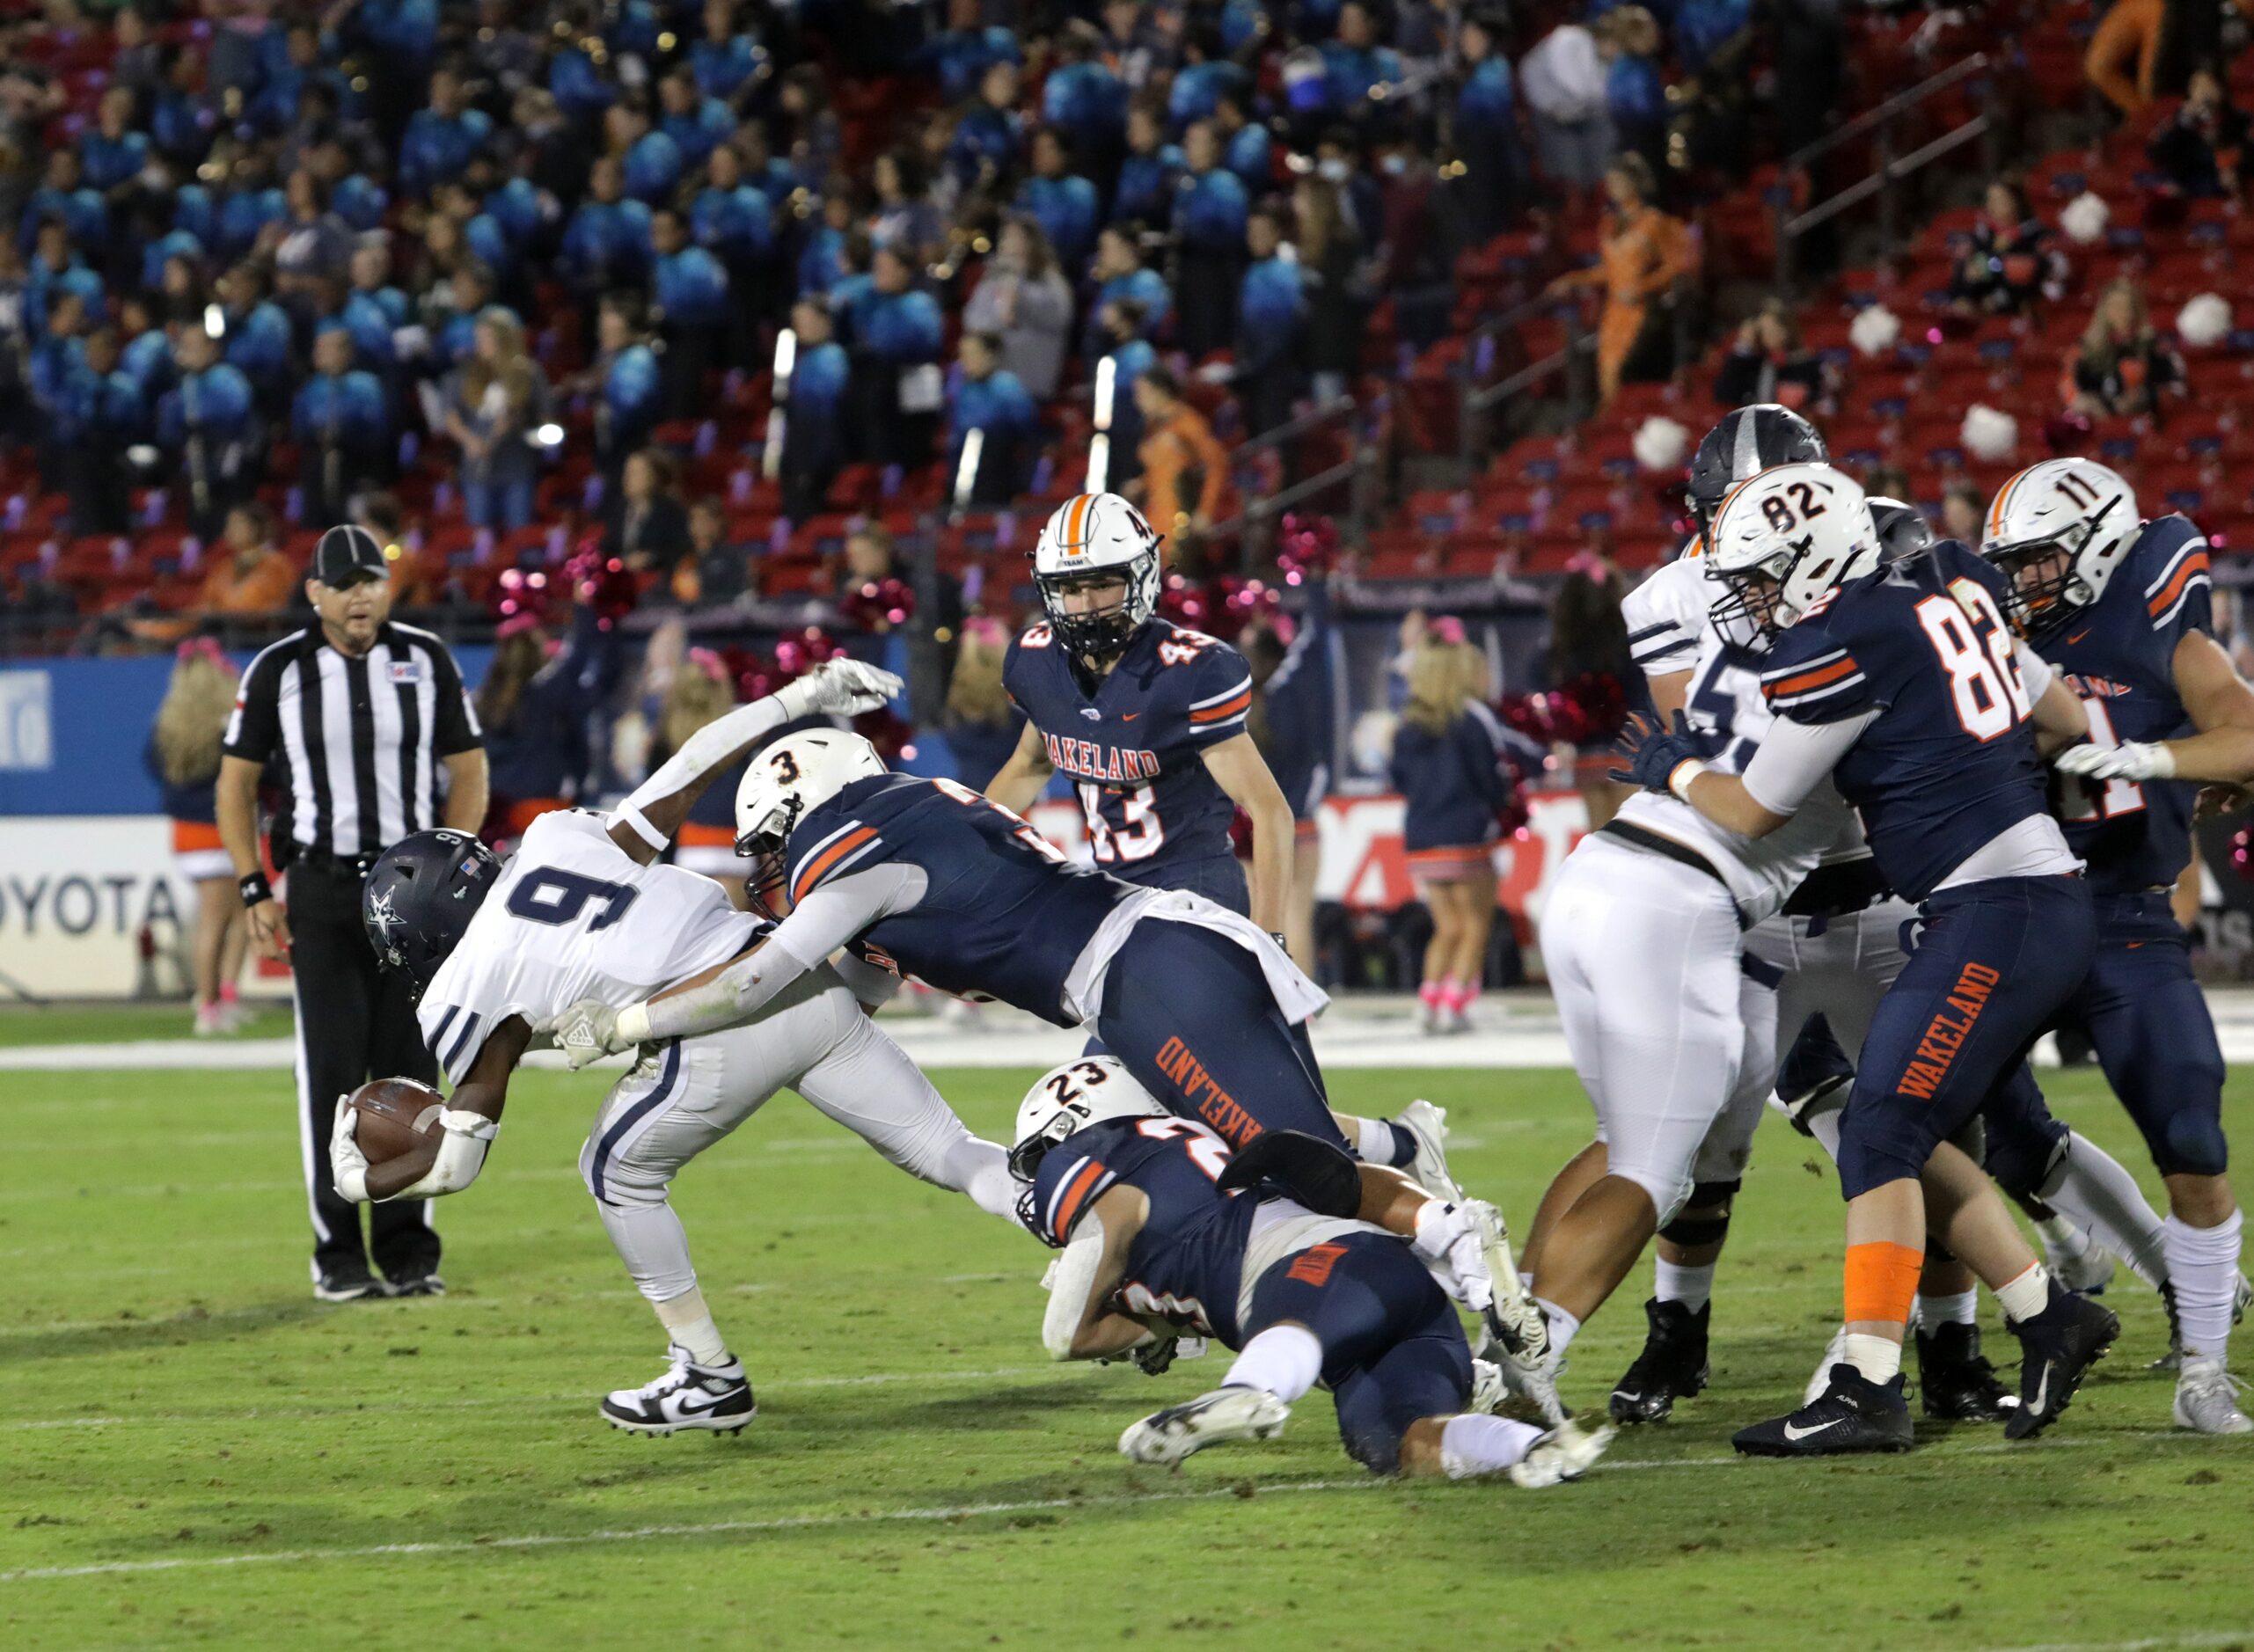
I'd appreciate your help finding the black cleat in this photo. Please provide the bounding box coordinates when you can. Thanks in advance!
[1610,1297,1711,1424]
[1733,1363,1914,1457]
[313,1269,384,1303]
[1771,1013,1855,1135]
[1914,1322,2016,1422]
[602,1344,757,1436]
[2006,1283,2119,1440]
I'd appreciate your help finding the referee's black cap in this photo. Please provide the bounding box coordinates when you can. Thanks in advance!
[312,523,388,587]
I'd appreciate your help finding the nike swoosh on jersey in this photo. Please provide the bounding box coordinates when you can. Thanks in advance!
[1121,712,1140,721]
[1782,1416,1848,1442]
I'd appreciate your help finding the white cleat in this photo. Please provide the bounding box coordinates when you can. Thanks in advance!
[2173,1357,2254,1436]
[1804,1324,1852,1407]
[1118,1385,1290,1466]
[1470,1357,1509,1415]
[1509,1418,1616,1488]
[1394,1098,1463,1202]
[600,1343,757,1436]
[1475,1327,1568,1429]
[2045,1233,2118,1297]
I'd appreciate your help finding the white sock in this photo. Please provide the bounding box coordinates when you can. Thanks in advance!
[2163,1208,2243,1362]
[655,1286,731,1368]
[1919,1289,1977,1330]
[1223,1325,1324,1403]
[1841,1331,1902,1383]
[2045,1132,2170,1287]
[1805,1108,1843,1160]
[1438,1414,1545,1479]
[1654,1258,1714,1312]
[1995,1261,2052,1324]
[1354,1116,1394,1164]
[943,1137,1022,1221]
[1535,1297,1581,1356]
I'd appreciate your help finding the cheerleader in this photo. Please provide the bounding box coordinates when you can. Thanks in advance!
[146,639,248,1034]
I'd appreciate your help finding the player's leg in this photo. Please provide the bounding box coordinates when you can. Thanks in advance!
[364,949,444,1291]
[791,987,1018,1219]
[2077,901,2249,1430]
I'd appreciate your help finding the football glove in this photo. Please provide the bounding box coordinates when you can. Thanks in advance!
[775,657,904,722]
[330,1095,370,1204]
[1411,1198,1497,1313]
[556,998,626,1070]
[1610,710,1706,797]
[2054,739,2177,783]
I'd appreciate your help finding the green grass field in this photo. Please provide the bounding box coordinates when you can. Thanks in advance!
[4,1031,2253,1651]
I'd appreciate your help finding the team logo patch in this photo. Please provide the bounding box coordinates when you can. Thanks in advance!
[388,660,425,685]
[1079,707,1101,720]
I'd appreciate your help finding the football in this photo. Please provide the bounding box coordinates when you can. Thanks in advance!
[349,1077,446,1163]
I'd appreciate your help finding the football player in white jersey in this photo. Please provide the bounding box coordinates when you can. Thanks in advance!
[331,657,1021,1436]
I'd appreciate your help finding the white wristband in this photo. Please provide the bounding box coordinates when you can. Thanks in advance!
[611,805,668,853]
[2148,742,2178,780]
[615,1001,654,1047]
[1667,758,1709,803]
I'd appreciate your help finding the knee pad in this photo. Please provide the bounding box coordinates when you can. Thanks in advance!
[2158,1111,2231,1180]
[1658,1179,1739,1246]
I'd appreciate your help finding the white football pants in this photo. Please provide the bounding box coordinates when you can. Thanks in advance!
[579,965,1016,1305]
[1542,836,1775,1224]
[1743,896,1914,1063]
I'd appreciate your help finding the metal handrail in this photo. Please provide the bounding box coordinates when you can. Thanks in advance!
[1459,304,1594,469]
[1783,52,1990,172]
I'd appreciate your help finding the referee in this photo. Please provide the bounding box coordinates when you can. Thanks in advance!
[216,524,489,1301]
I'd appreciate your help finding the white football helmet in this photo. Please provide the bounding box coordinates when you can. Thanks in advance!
[1978,457,2140,639]
[733,728,886,908]
[1008,1056,1169,1182]
[1702,462,1881,651]
[1031,491,1163,657]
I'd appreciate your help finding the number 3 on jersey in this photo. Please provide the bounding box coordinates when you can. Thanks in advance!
[1079,781,1166,864]
[1917,579,2030,741]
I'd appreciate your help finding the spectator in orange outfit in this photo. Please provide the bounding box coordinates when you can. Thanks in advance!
[1131,364,1231,543]
[2085,0,2164,116]
[199,503,297,615]
[1545,153,1694,406]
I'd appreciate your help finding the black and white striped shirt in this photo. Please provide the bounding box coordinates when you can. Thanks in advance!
[222,623,483,861]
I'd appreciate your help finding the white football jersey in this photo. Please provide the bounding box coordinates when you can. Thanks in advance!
[419,810,763,1084]
[1614,553,1856,925]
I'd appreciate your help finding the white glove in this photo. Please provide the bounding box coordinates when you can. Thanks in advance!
[775,657,904,722]
[2055,740,2176,783]
[1411,1198,1497,1313]
[330,1095,370,1204]
[555,998,626,1069]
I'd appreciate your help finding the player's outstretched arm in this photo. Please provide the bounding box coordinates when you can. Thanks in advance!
[340,1017,532,1202]
[606,658,903,864]
[2060,631,2254,786]
[1202,733,1295,934]
[983,717,1055,815]
[1043,1187,1150,1361]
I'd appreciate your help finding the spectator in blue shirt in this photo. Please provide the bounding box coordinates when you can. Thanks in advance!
[651,207,729,415]
[927,22,1020,106]
[343,238,408,373]
[1015,128,1101,272]
[948,60,1024,194]
[445,307,547,532]
[399,65,493,197]
[333,172,390,232]
[1453,12,1523,234]
[1238,208,1306,436]
[853,245,944,469]
[693,141,774,281]
[871,147,948,267]
[1043,24,1130,187]
[947,331,1039,506]
[432,262,500,375]
[1321,4,1405,120]
[692,0,765,102]
[152,48,219,167]
[1092,297,1157,489]
[158,325,258,535]
[1174,121,1250,356]
[293,324,392,523]
[81,87,151,193]
[55,325,144,534]
[659,68,735,172]
[582,295,662,476]
[26,222,106,336]
[140,227,205,296]
[560,156,655,301]
[795,188,854,299]
[20,150,108,256]
[1114,100,1183,226]
[1170,33,1248,128]
[1598,6,1668,172]
[1673,0,1751,75]
[1087,223,1171,356]
[117,296,177,398]
[611,100,685,203]
[216,265,296,413]
[1214,90,1276,191]
[215,174,287,262]
[780,296,850,516]
[548,37,618,124]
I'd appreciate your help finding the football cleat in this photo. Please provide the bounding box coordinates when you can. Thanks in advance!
[1914,1322,2016,1422]
[1393,1099,1462,1202]
[1609,1297,1710,1424]
[2041,1224,2117,1297]
[2172,1358,2254,1435]
[601,1343,757,1436]
[313,1269,384,1303]
[1118,1385,1290,1466]
[1470,1357,1509,1415]
[2004,1283,2119,1441]
[1508,1419,1616,1488]
[387,1272,445,1298]
[1803,1324,1852,1407]
[1770,1013,1854,1134]
[1733,1364,1914,1458]
[1477,1331,1568,1428]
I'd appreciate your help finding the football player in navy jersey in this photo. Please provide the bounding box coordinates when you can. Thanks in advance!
[1011,1056,1609,1481]
[1983,458,2254,1434]
[986,491,1455,1182]
[1619,462,2122,1454]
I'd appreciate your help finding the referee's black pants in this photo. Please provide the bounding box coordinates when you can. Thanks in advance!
[285,859,443,1285]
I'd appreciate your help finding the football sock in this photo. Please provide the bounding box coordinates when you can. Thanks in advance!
[1223,1325,1322,1403]
[2163,1208,2243,1360]
[1841,1240,1921,1381]
[1654,1258,1714,1312]
[1352,1117,1420,1169]
[654,1286,731,1369]
[1841,1333,1902,1383]
[1919,1289,1978,1330]
[943,1137,1021,1221]
[1438,1414,1545,1479]
[1994,1261,2053,1324]
[2046,1133,2170,1288]
[1535,1297,1581,1356]
[1804,1107,1843,1159]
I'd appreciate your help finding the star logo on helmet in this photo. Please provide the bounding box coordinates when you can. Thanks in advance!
[366,888,402,939]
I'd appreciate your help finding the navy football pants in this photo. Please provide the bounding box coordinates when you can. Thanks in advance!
[1839,874,2094,1200]
[1242,1229,1473,1475]
[1097,921,1343,1149]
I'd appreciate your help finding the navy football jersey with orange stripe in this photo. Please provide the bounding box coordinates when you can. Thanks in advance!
[786,771,1132,1025]
[1030,1114,1257,1344]
[2038,515,2211,895]
[1758,540,2051,903]
[1002,618,1251,880]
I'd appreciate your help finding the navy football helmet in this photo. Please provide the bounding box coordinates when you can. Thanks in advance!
[1687,405,1829,542]
[362,829,504,1001]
